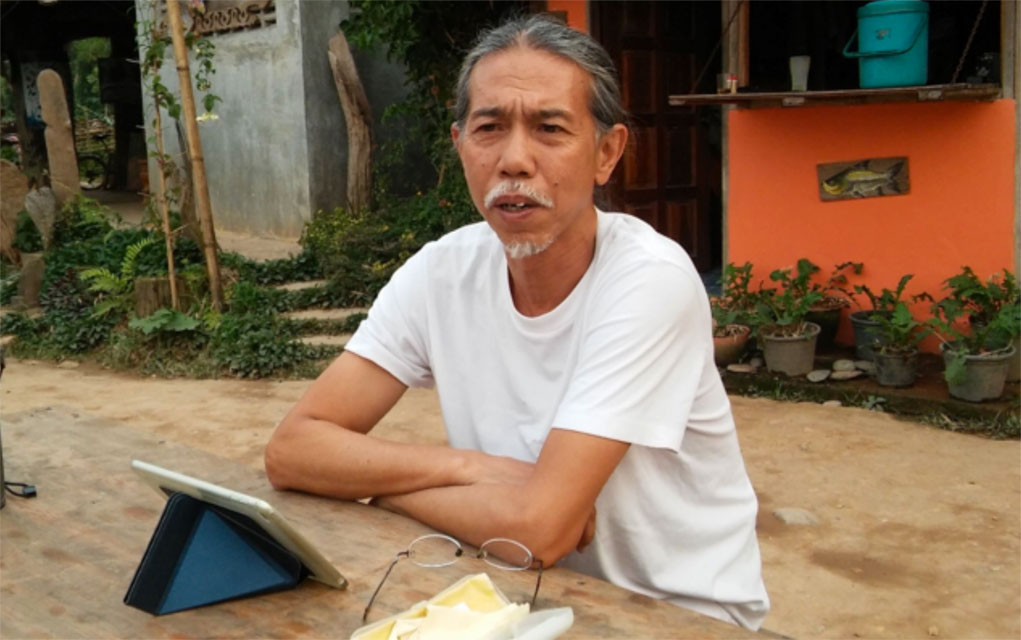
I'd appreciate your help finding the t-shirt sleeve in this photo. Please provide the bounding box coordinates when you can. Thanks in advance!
[552,261,711,452]
[344,248,435,388]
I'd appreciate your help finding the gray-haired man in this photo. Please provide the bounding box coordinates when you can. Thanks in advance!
[266,14,769,629]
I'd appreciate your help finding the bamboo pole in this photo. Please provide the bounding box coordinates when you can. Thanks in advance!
[166,0,223,310]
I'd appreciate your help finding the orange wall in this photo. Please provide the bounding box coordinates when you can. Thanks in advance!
[728,100,1017,352]
[546,0,588,32]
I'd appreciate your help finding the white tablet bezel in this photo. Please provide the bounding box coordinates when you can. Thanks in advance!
[131,459,347,590]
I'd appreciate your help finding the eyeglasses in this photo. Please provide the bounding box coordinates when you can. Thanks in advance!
[362,533,544,623]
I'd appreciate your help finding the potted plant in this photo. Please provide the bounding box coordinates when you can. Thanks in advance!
[870,301,930,387]
[805,260,862,351]
[940,266,1020,383]
[849,274,917,361]
[710,262,759,366]
[753,259,823,376]
[711,302,752,366]
[928,267,1019,401]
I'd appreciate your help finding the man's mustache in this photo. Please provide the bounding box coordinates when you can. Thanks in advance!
[483,181,554,210]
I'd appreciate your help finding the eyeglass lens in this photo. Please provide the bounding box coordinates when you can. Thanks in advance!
[407,534,463,567]
[478,537,532,570]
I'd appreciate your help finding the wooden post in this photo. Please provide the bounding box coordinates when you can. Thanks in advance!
[328,29,373,213]
[166,0,222,310]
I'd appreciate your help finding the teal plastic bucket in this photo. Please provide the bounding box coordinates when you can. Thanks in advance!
[843,0,929,88]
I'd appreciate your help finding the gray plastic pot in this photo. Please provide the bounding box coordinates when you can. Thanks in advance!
[941,344,1016,402]
[874,348,918,387]
[849,310,891,361]
[760,322,820,376]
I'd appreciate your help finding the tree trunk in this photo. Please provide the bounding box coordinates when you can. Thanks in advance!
[134,276,196,317]
[328,30,373,212]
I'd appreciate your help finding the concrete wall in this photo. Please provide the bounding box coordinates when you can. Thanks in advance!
[139,0,409,239]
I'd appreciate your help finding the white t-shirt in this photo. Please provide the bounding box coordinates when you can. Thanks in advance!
[345,210,770,629]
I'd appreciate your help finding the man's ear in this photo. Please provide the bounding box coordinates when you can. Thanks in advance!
[594,123,628,186]
[451,123,462,147]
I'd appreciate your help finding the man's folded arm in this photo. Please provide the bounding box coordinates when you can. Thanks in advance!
[265,351,496,500]
[374,427,629,568]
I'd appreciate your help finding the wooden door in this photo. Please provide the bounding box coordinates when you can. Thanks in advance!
[592,1,719,272]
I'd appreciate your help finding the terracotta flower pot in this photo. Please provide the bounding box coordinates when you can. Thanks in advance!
[713,324,751,366]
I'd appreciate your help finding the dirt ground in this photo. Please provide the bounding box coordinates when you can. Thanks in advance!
[2,358,1019,639]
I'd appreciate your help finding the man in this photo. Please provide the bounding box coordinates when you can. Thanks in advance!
[265,14,769,630]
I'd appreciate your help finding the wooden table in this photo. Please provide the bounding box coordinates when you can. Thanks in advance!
[0,406,756,639]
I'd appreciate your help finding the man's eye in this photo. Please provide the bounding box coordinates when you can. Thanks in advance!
[476,123,499,133]
[539,124,563,134]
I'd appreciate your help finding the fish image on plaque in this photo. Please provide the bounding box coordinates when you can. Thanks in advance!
[817,157,909,201]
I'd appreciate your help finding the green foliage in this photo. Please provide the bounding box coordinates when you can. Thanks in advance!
[811,261,862,304]
[52,195,119,246]
[68,37,111,121]
[0,265,17,305]
[302,175,478,302]
[13,210,42,253]
[927,267,1019,384]
[80,236,159,318]
[716,262,760,315]
[343,0,525,191]
[872,302,930,354]
[853,274,916,312]
[0,72,14,124]
[129,308,200,335]
[753,260,824,336]
[38,269,115,353]
[219,249,322,286]
[211,283,309,378]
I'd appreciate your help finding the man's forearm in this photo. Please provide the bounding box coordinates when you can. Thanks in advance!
[375,482,588,567]
[265,417,479,500]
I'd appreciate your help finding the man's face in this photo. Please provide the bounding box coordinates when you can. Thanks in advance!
[452,46,626,260]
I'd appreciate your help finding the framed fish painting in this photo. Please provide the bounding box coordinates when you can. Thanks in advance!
[817,157,909,202]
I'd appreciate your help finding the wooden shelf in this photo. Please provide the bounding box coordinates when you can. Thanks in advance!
[668,83,1002,109]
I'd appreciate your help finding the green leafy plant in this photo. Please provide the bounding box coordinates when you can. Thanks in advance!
[80,236,158,318]
[716,262,760,316]
[872,301,930,354]
[129,308,200,335]
[753,260,823,336]
[39,269,114,353]
[809,261,862,309]
[852,274,917,312]
[927,267,1019,384]
[13,210,43,252]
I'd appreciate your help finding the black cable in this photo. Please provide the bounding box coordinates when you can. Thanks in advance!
[4,481,36,498]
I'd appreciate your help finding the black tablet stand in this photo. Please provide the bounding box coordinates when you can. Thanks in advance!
[124,492,309,615]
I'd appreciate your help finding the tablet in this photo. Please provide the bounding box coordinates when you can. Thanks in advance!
[131,459,347,590]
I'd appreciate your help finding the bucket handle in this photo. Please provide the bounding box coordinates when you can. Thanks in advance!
[843,14,928,58]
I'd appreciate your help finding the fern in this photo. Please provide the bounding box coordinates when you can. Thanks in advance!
[80,236,159,318]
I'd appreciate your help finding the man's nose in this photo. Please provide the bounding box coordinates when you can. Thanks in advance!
[497,126,535,178]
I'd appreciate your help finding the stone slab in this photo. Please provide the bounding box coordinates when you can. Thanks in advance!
[37,69,80,205]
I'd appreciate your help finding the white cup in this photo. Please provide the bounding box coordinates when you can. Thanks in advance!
[790,56,810,92]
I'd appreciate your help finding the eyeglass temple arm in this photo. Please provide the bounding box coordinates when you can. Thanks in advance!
[530,560,544,609]
[362,551,408,623]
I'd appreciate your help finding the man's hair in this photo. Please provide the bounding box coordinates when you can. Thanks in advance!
[453,14,626,134]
